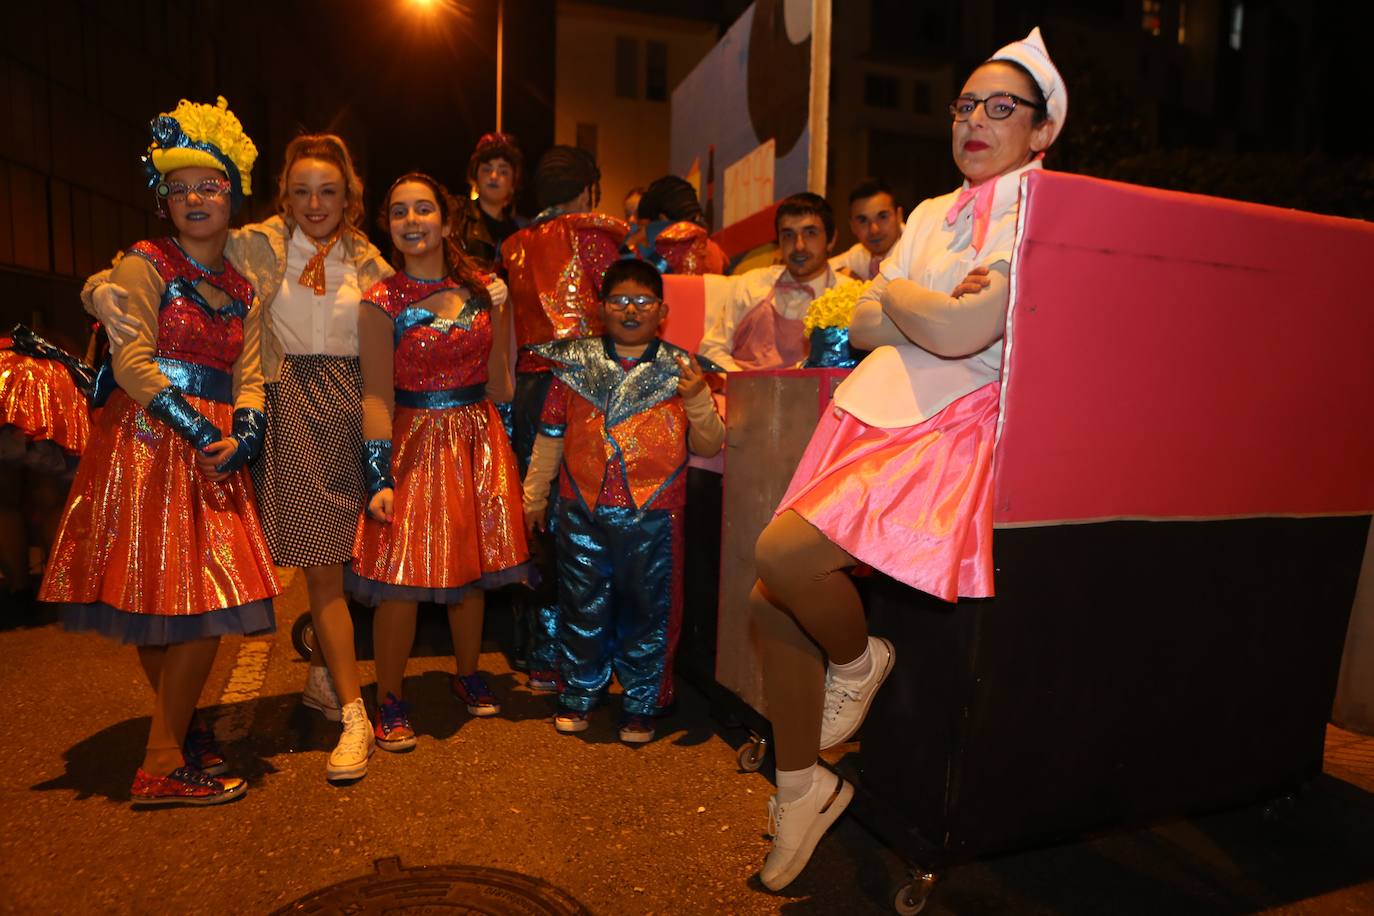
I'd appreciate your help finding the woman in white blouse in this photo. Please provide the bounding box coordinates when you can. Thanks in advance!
[748,29,1068,891]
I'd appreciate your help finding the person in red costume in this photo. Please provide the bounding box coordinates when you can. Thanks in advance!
[349,172,532,752]
[40,97,278,809]
[500,146,631,690]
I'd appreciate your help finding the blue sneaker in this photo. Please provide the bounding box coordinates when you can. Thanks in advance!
[618,713,655,744]
[183,721,228,776]
[451,673,501,717]
[373,692,416,752]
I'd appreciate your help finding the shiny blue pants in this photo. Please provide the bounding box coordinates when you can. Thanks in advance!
[556,500,684,715]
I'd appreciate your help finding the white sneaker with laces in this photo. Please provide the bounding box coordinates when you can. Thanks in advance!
[818,636,895,750]
[759,769,854,891]
[302,664,342,722]
[327,698,374,781]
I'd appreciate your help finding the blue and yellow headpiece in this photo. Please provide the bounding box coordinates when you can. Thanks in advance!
[142,96,258,213]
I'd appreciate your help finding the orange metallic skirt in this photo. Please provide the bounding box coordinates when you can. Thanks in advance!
[39,389,280,644]
[349,399,533,605]
[0,346,90,470]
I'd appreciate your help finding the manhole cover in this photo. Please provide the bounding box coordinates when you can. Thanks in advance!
[272,857,592,915]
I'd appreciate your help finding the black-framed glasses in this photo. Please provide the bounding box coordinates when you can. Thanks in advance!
[949,93,1044,121]
[604,294,661,311]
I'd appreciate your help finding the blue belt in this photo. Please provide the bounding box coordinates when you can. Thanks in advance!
[158,357,233,404]
[395,384,486,410]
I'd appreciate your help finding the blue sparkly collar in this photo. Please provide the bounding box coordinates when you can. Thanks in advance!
[531,335,687,427]
[171,237,225,275]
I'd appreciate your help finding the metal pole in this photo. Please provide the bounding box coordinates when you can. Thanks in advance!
[807,0,831,196]
[495,0,505,132]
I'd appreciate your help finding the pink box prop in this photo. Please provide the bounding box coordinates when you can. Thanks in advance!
[995,171,1374,526]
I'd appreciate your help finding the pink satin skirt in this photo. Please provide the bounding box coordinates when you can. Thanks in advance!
[775,382,999,602]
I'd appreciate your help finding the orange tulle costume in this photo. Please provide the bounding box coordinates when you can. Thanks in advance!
[39,239,279,644]
[349,273,531,605]
[0,328,92,471]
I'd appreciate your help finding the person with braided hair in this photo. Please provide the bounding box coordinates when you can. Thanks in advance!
[624,175,729,276]
[500,146,631,692]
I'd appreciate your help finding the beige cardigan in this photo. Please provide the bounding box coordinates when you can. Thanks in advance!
[82,215,394,383]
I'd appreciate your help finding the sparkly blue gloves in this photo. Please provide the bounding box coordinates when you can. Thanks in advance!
[363,438,395,495]
[147,386,221,450]
[214,407,266,473]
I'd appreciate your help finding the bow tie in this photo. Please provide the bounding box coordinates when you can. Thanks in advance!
[944,179,999,253]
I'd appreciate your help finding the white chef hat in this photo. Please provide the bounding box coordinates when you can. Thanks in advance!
[988,27,1067,146]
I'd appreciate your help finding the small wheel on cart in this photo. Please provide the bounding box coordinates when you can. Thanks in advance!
[892,871,936,915]
[737,736,768,772]
[291,613,316,661]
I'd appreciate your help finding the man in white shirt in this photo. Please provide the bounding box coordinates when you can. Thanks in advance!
[828,178,905,281]
[699,193,854,371]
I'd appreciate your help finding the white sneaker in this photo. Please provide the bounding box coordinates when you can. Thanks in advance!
[327,698,374,781]
[301,664,342,722]
[760,770,854,891]
[818,636,895,750]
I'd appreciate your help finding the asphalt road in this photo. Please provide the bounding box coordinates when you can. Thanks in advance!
[3,570,1373,914]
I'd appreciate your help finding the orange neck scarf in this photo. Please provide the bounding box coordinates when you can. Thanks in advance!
[298,231,341,295]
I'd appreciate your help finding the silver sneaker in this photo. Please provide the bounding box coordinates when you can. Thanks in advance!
[818,636,895,750]
[327,698,374,781]
[759,770,853,891]
[301,664,342,722]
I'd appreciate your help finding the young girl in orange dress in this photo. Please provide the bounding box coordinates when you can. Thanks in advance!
[348,172,532,751]
[39,97,279,808]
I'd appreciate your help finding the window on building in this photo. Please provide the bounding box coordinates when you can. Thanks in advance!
[646,41,668,102]
[1228,3,1244,50]
[1141,0,1162,36]
[864,74,900,110]
[576,123,598,160]
[615,37,637,99]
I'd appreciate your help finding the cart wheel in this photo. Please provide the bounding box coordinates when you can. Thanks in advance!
[737,736,767,772]
[892,871,936,915]
[1260,792,1300,831]
[291,614,315,661]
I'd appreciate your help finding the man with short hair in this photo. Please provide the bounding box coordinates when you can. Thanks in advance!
[699,193,854,371]
[829,178,905,281]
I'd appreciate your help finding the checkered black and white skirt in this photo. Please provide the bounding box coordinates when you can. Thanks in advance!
[252,354,365,568]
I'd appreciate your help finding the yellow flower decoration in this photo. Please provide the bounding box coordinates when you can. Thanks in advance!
[148,96,258,195]
[802,280,870,336]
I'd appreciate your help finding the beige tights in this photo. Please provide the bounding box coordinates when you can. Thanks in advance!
[751,510,869,771]
[137,637,220,775]
[304,563,362,706]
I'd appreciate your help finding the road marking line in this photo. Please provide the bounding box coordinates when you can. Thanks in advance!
[214,639,272,741]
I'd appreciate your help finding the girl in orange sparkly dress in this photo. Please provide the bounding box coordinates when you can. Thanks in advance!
[39,97,278,808]
[348,172,532,751]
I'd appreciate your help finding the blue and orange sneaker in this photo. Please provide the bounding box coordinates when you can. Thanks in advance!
[618,712,655,744]
[374,692,416,752]
[183,721,228,776]
[131,766,246,808]
[526,669,563,693]
[451,673,501,717]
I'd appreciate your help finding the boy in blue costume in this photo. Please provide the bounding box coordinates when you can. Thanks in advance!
[521,259,724,743]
